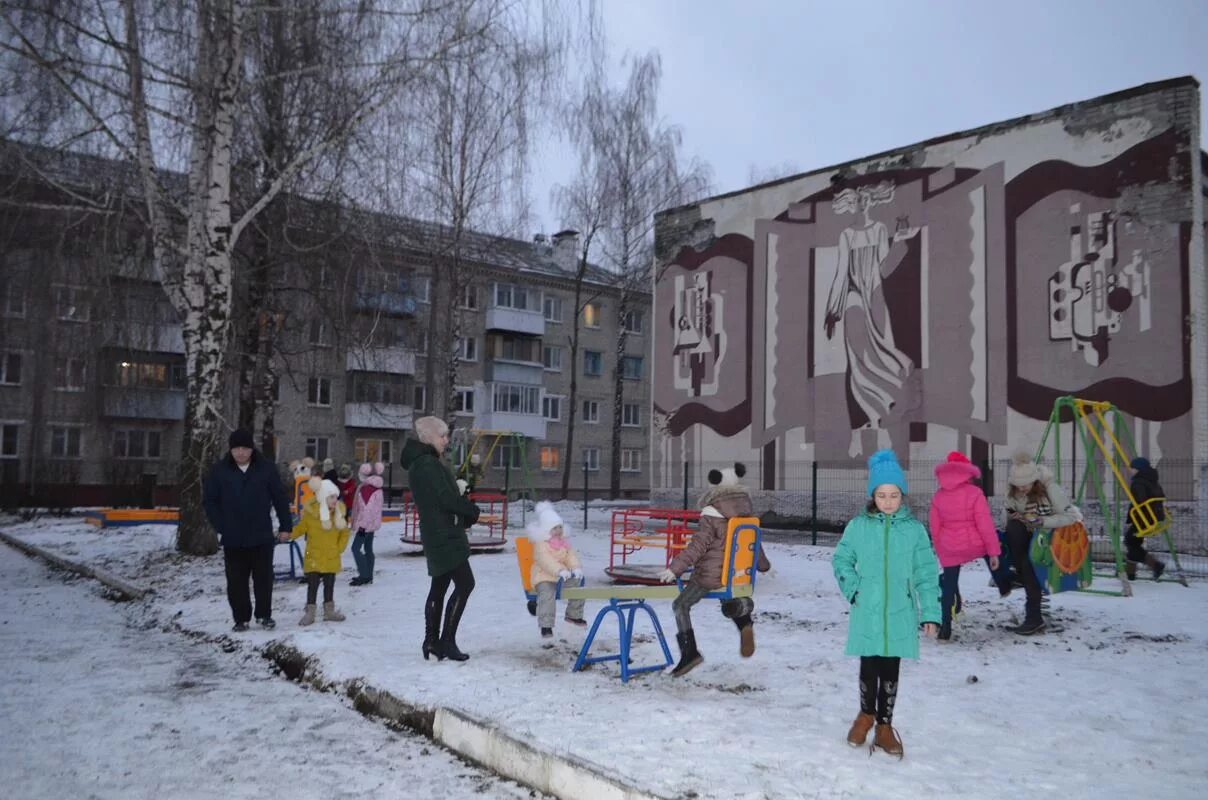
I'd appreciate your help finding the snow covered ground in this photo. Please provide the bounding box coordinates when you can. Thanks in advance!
[3,503,1206,799]
[0,539,538,800]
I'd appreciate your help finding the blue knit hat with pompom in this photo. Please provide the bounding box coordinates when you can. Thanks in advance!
[867,449,907,496]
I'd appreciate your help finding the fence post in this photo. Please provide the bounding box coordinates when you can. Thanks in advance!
[811,460,818,546]
[583,460,589,530]
[504,458,511,529]
[682,460,689,510]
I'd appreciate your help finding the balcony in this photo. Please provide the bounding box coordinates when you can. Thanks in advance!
[484,358,544,385]
[346,347,416,376]
[485,306,544,336]
[473,411,546,440]
[106,322,185,354]
[345,402,413,430]
[353,291,417,317]
[101,387,186,420]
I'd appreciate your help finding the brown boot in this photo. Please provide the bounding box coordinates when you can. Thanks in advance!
[1144,554,1166,581]
[734,615,755,658]
[846,712,875,747]
[873,723,904,758]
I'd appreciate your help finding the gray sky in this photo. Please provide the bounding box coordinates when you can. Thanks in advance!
[529,0,1208,236]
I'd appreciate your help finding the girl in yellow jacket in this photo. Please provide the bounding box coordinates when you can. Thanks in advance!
[290,477,351,625]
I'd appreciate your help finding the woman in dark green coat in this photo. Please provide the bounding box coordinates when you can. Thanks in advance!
[402,416,480,661]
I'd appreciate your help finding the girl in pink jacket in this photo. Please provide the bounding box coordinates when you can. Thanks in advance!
[349,462,385,586]
[928,452,1005,641]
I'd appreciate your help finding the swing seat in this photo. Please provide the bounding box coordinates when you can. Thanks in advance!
[1129,498,1169,538]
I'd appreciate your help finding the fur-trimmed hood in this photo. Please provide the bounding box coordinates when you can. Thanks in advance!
[525,501,568,542]
[698,483,752,510]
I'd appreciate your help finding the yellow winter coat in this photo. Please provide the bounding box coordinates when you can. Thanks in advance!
[290,499,350,574]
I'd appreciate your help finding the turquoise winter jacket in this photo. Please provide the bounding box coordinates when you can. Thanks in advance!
[832,506,941,659]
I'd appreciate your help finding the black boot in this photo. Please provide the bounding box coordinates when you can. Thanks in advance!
[422,599,444,661]
[733,614,755,657]
[671,630,703,677]
[1145,554,1166,581]
[439,593,470,661]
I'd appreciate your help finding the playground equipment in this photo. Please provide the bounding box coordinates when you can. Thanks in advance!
[452,428,538,502]
[606,508,701,584]
[514,536,586,616]
[398,490,509,550]
[1034,396,1186,595]
[83,508,178,528]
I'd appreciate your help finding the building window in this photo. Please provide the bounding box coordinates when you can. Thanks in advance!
[54,358,86,392]
[582,302,601,328]
[1,423,19,457]
[0,353,21,385]
[458,285,478,310]
[413,384,427,411]
[1,282,25,318]
[453,387,476,414]
[305,436,329,461]
[350,374,408,405]
[622,402,641,427]
[307,377,332,407]
[542,345,563,372]
[491,383,540,415]
[49,426,82,458]
[114,429,162,459]
[622,356,644,380]
[491,443,524,469]
[583,350,603,376]
[581,399,600,424]
[53,285,91,322]
[582,447,599,472]
[493,283,534,311]
[622,310,644,334]
[354,438,392,464]
[540,446,560,472]
[458,336,478,362]
[113,360,185,390]
[543,295,562,323]
[487,334,540,363]
[621,448,642,473]
[309,319,331,346]
[415,276,431,304]
[542,395,562,422]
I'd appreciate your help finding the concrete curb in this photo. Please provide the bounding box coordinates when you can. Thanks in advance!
[0,529,150,600]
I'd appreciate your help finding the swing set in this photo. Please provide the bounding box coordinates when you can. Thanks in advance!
[1032,395,1187,596]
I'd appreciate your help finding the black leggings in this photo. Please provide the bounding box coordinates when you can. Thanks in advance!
[426,560,475,641]
[305,572,335,605]
[859,656,901,724]
[1004,519,1044,624]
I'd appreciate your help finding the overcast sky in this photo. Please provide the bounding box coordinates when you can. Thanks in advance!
[528,0,1208,236]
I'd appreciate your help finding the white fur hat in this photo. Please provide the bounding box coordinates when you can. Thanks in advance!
[314,478,346,530]
[525,500,567,543]
[1007,450,1051,489]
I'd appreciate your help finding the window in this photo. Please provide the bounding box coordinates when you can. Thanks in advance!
[540,446,560,472]
[491,443,524,469]
[350,374,408,405]
[621,449,642,473]
[307,377,332,407]
[54,358,86,392]
[542,345,563,372]
[114,429,162,459]
[622,402,641,427]
[49,426,82,458]
[1,423,18,457]
[491,383,540,415]
[487,334,540,363]
[415,276,431,304]
[622,356,644,380]
[543,295,562,323]
[582,447,599,472]
[413,328,428,353]
[413,384,428,411]
[53,285,90,322]
[459,284,479,310]
[493,283,534,311]
[113,360,185,390]
[622,310,644,334]
[309,319,331,346]
[354,438,392,464]
[305,436,329,461]
[581,400,600,424]
[582,302,601,328]
[1,282,25,318]
[458,336,478,362]
[583,350,603,377]
[0,353,21,385]
[542,395,562,422]
[453,387,475,414]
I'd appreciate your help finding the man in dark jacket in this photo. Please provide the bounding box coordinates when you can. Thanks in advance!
[1125,457,1166,581]
[203,428,294,631]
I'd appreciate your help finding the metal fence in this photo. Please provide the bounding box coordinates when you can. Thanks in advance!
[652,458,1208,579]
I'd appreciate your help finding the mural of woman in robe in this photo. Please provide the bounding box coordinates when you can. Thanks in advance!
[823,181,914,457]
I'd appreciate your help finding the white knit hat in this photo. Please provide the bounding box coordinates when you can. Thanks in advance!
[1007,450,1043,488]
[312,478,346,530]
[525,501,567,543]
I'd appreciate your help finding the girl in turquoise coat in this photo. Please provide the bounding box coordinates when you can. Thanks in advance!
[832,449,940,759]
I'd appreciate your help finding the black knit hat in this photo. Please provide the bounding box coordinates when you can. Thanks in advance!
[228,428,255,450]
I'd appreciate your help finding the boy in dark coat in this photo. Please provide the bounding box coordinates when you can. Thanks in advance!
[1125,457,1166,581]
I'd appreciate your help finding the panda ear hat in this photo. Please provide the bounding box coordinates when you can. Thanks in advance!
[708,462,747,487]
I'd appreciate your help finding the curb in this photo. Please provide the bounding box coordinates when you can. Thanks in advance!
[0,529,150,600]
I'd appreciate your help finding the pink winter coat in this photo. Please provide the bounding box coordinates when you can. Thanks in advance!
[929,461,1000,568]
[349,476,384,533]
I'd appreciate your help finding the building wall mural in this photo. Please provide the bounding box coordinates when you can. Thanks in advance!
[652,79,1204,489]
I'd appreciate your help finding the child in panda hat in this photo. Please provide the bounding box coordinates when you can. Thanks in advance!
[525,501,587,638]
[658,462,767,677]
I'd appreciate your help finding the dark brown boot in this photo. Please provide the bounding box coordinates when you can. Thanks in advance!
[873,723,904,758]
[733,614,755,657]
[1145,554,1166,581]
[846,712,875,747]
[671,630,703,677]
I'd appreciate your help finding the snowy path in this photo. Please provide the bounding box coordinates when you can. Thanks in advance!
[0,542,539,800]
